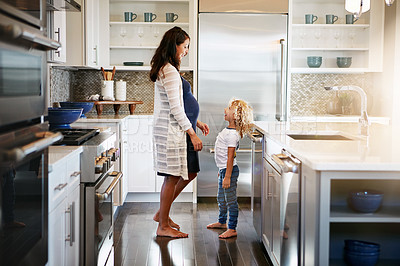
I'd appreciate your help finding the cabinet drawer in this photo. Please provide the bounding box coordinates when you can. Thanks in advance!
[49,162,67,212]
[67,153,81,189]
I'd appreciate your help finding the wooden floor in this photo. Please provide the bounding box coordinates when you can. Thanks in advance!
[113,199,272,266]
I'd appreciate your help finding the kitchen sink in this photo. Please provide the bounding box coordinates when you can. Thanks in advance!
[287,134,354,141]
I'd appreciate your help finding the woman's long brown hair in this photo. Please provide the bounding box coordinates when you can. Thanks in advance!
[150,27,190,82]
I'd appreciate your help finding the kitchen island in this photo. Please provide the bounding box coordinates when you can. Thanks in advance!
[253,121,400,266]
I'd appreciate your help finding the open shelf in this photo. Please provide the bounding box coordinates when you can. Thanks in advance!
[110,21,189,26]
[291,68,367,74]
[110,45,158,49]
[292,48,369,51]
[292,24,370,29]
[330,205,400,223]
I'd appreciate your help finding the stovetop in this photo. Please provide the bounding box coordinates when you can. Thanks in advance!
[52,128,100,145]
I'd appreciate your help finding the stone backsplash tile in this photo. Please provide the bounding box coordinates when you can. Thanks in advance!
[290,73,373,116]
[50,68,193,115]
[49,68,71,106]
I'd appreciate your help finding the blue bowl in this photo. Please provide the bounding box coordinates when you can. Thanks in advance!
[345,250,379,266]
[59,102,94,118]
[48,107,83,129]
[348,190,383,213]
[345,240,380,252]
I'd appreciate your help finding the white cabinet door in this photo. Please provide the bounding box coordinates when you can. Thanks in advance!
[85,0,100,67]
[126,116,156,192]
[52,10,67,63]
[65,185,80,266]
[48,200,66,266]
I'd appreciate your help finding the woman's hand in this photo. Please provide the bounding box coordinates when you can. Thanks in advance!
[197,120,210,136]
[190,134,203,151]
[187,128,203,151]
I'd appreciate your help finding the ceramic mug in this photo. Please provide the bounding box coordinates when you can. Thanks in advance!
[346,14,358,24]
[326,14,338,24]
[124,12,137,22]
[305,14,318,24]
[144,12,157,22]
[166,13,178,22]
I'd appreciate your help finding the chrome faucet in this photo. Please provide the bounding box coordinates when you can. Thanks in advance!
[324,85,370,136]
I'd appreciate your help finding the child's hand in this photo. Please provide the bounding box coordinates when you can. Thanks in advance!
[222,176,231,188]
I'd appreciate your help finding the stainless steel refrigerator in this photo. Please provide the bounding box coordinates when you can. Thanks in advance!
[197,12,288,197]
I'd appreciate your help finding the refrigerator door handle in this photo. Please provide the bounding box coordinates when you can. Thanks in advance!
[276,38,287,121]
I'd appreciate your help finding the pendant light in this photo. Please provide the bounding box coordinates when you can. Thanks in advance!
[385,0,395,6]
[345,0,371,14]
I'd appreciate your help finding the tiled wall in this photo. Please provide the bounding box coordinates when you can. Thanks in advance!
[290,73,373,116]
[50,68,193,115]
[51,68,372,117]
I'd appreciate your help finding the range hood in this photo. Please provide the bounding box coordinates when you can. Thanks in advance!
[47,0,81,12]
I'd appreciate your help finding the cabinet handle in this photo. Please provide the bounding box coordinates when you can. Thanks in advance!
[55,27,61,56]
[93,45,98,64]
[65,202,75,246]
[54,182,68,191]
[70,171,81,177]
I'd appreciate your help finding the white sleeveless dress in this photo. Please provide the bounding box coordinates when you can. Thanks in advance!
[153,64,192,180]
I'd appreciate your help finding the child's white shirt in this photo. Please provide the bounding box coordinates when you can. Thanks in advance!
[214,127,240,169]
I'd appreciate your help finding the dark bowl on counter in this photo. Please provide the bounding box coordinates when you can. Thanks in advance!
[59,102,94,118]
[47,107,83,129]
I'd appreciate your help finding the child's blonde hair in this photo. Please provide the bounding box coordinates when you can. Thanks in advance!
[229,98,254,138]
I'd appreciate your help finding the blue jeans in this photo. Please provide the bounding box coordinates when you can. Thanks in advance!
[217,165,239,230]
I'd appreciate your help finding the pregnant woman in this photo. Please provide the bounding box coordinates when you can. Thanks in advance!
[150,27,208,238]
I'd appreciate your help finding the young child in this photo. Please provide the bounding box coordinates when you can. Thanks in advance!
[207,98,254,239]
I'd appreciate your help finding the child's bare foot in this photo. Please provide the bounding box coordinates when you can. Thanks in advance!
[206,222,227,229]
[153,211,180,230]
[219,229,237,239]
[156,225,188,238]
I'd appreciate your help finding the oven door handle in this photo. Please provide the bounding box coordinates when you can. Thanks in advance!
[4,132,63,162]
[96,172,123,201]
[1,24,62,50]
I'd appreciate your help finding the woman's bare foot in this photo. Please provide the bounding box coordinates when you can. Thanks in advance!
[153,212,180,230]
[206,222,227,229]
[219,229,237,239]
[156,225,188,238]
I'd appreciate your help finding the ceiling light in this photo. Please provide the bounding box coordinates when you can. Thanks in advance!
[345,0,371,14]
[385,0,395,6]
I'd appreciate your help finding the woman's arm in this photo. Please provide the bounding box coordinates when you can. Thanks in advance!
[222,147,235,188]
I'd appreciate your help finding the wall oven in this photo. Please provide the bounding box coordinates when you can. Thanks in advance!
[0,123,62,265]
[0,0,46,29]
[0,7,60,131]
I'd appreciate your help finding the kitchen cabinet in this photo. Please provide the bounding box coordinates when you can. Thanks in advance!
[48,147,81,266]
[48,10,67,63]
[318,172,400,265]
[124,115,193,194]
[126,115,156,192]
[289,0,384,73]
[100,0,197,70]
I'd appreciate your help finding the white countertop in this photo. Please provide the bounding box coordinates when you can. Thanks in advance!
[254,121,400,171]
[48,146,83,172]
[76,114,130,123]
[290,116,390,125]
